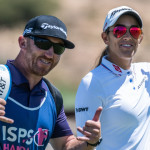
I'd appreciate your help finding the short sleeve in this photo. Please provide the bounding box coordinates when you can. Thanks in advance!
[51,106,73,138]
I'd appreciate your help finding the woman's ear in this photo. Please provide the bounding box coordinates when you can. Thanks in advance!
[18,35,27,49]
[138,33,143,44]
[101,32,109,45]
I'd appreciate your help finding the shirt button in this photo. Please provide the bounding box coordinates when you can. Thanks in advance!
[127,71,130,75]
[130,78,133,82]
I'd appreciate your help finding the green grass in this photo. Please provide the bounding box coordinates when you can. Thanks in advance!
[58,85,77,112]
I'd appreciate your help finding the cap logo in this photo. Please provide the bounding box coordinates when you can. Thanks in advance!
[110,8,132,19]
[23,28,33,36]
[41,23,67,36]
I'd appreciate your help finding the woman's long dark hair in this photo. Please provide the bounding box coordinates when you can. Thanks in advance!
[95,46,108,68]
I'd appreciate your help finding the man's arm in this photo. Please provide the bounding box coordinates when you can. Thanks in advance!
[50,135,95,150]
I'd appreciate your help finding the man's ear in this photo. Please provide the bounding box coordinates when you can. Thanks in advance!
[101,32,109,45]
[18,35,27,49]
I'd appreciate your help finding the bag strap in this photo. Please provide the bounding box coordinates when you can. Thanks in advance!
[43,78,63,117]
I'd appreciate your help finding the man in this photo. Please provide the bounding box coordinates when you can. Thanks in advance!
[0,15,102,150]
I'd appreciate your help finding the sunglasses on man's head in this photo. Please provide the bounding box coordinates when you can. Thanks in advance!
[107,25,142,39]
[28,36,65,55]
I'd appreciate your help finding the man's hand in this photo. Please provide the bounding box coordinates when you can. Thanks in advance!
[76,107,102,144]
[0,98,14,124]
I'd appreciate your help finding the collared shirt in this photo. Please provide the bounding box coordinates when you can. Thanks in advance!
[0,60,72,149]
[75,56,150,150]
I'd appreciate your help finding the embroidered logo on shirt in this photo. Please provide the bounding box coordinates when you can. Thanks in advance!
[22,128,49,146]
[138,76,147,89]
[2,126,49,149]
[76,107,88,112]
[112,64,122,73]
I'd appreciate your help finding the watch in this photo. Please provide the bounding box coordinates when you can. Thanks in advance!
[87,137,103,147]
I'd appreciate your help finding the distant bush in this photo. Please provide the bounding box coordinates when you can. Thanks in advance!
[0,0,59,27]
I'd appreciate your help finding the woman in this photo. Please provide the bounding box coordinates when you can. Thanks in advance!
[75,6,150,150]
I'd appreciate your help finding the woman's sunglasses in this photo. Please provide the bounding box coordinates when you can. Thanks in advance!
[28,36,65,55]
[107,25,142,39]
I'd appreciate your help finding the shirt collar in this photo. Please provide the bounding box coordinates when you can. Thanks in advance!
[101,56,133,76]
[6,60,28,85]
[6,60,45,92]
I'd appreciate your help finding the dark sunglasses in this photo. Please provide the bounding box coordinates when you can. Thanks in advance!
[28,36,65,55]
[107,25,142,39]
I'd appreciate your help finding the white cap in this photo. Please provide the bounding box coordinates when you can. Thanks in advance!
[103,6,143,32]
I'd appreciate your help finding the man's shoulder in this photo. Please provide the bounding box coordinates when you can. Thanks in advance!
[43,78,63,117]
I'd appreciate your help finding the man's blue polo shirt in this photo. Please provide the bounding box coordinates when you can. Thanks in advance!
[0,60,72,150]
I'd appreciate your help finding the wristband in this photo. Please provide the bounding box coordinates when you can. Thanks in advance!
[87,137,102,147]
